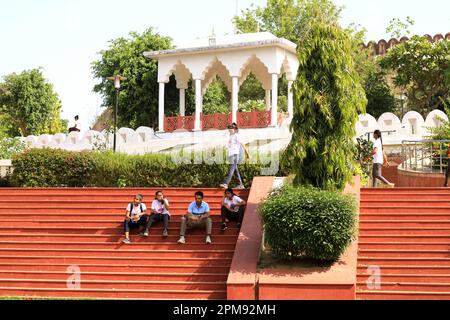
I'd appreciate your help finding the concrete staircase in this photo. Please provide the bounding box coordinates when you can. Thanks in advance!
[357,188,450,300]
[0,188,249,300]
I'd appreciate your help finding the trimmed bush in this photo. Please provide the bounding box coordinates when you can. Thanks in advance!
[260,184,358,262]
[10,148,280,188]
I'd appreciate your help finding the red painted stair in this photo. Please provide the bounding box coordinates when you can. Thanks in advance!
[357,188,450,300]
[0,188,249,300]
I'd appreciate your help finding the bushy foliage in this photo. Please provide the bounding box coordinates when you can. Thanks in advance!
[0,68,66,137]
[283,0,367,191]
[91,28,178,130]
[10,148,280,188]
[260,184,358,262]
[380,36,450,116]
[0,137,27,160]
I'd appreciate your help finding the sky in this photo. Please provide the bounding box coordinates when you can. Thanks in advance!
[0,0,449,130]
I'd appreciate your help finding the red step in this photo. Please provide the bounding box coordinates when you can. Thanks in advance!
[0,255,231,266]
[0,263,230,274]
[357,274,450,283]
[357,290,450,300]
[357,188,450,300]
[0,234,238,243]
[0,271,228,282]
[0,287,226,300]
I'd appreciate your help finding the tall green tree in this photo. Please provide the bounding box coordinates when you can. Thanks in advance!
[0,68,65,137]
[283,0,367,191]
[92,28,179,129]
[381,36,450,117]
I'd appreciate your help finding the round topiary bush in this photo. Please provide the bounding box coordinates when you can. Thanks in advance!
[260,185,358,262]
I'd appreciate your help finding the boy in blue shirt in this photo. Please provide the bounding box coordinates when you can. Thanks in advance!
[178,191,212,244]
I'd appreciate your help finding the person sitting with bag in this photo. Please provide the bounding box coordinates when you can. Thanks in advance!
[122,194,147,244]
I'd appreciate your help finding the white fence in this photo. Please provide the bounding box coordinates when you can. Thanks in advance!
[12,110,449,155]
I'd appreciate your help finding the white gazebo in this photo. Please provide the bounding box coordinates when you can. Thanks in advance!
[144,32,299,132]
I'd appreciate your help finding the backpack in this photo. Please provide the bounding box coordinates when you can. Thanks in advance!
[129,203,144,215]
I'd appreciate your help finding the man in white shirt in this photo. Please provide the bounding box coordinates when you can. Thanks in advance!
[68,115,81,133]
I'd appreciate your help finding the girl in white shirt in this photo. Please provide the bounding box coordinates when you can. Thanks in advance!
[141,191,170,237]
[366,130,395,188]
[220,123,249,189]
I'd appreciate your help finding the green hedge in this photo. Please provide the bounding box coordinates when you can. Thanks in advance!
[260,184,358,262]
[9,148,279,188]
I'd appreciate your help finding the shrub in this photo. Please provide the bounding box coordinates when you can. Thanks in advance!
[0,137,27,160]
[260,184,358,262]
[10,148,281,188]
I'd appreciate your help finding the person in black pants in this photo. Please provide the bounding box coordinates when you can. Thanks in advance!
[220,188,246,231]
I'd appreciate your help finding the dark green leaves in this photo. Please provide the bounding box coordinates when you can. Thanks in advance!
[260,184,358,262]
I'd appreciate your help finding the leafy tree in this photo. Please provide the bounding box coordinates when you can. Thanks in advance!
[92,28,180,130]
[0,68,65,137]
[381,36,450,117]
[283,0,367,191]
[364,67,398,118]
[202,77,230,115]
[233,0,304,42]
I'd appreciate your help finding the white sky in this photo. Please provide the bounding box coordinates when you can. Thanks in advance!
[0,0,449,130]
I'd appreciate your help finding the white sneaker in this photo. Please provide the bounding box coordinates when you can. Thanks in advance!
[387,183,395,188]
[236,184,245,189]
[206,235,212,244]
[220,184,228,189]
[177,236,186,244]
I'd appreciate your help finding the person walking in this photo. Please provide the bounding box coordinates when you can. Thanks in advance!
[220,123,249,190]
[365,130,395,188]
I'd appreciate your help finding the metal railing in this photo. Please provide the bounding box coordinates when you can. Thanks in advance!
[401,140,450,173]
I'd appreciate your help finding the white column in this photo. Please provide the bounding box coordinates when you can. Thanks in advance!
[179,88,186,117]
[232,77,239,124]
[158,82,165,132]
[271,74,279,127]
[288,80,294,119]
[265,90,271,111]
[194,79,202,131]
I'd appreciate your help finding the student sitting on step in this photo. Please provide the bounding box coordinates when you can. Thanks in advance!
[122,194,147,244]
[141,191,170,237]
[220,188,246,232]
[178,191,212,245]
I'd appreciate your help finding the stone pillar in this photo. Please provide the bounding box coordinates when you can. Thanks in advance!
[271,74,278,127]
[232,77,239,124]
[194,79,202,131]
[158,82,165,132]
[288,80,294,119]
[265,89,271,111]
[179,88,186,117]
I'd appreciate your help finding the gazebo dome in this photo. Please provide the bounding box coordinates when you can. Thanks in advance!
[144,32,299,132]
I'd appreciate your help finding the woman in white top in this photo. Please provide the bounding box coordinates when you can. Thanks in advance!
[220,123,249,190]
[366,130,395,188]
[141,191,170,237]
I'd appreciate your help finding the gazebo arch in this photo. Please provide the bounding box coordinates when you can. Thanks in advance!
[144,32,299,132]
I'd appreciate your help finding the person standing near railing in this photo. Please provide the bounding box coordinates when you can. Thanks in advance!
[364,130,395,188]
[445,144,450,187]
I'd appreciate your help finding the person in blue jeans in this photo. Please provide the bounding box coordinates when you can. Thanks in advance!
[220,123,249,190]
[122,194,147,244]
